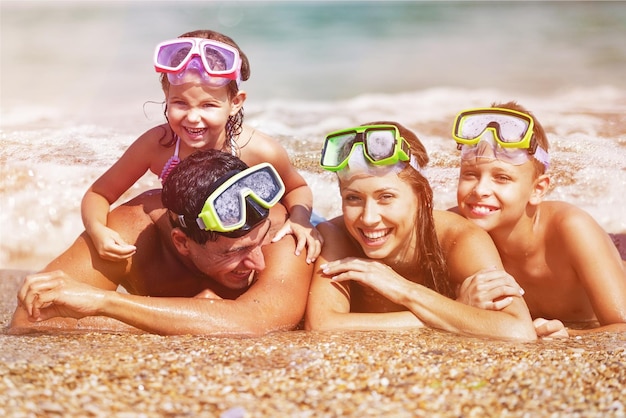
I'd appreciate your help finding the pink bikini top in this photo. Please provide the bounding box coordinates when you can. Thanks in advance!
[159,135,238,183]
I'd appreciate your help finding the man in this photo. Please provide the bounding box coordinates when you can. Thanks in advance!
[10,150,313,335]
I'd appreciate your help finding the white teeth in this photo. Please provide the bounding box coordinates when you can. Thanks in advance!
[186,128,205,134]
[472,205,494,215]
[362,229,388,239]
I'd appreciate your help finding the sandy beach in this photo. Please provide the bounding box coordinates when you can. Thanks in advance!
[1,270,624,417]
[2,2,626,416]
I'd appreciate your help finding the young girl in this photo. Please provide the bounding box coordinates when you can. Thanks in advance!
[305,121,536,341]
[82,29,322,263]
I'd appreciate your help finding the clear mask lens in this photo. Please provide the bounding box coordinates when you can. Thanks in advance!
[212,169,283,228]
[459,113,530,143]
[166,57,232,87]
[196,163,285,233]
[155,38,241,87]
[460,133,550,168]
[320,125,415,171]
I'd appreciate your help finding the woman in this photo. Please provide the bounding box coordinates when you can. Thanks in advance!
[305,121,536,341]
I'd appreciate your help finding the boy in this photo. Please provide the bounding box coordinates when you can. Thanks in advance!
[451,102,626,336]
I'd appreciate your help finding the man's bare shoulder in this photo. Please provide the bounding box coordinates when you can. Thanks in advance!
[108,190,166,241]
[112,190,165,219]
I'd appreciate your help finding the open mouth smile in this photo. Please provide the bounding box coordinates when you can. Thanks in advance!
[359,228,392,245]
[468,204,499,216]
[184,127,207,137]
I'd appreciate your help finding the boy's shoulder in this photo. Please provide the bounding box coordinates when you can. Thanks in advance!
[539,200,613,253]
[539,200,596,230]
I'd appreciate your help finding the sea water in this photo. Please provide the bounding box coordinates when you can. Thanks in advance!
[1,1,625,269]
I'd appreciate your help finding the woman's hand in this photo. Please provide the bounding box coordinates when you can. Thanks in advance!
[320,257,406,301]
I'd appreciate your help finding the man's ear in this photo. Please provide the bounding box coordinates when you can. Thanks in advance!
[229,90,246,116]
[529,174,550,205]
[171,228,191,256]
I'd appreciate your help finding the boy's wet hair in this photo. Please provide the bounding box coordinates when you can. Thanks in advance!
[162,149,249,244]
[491,101,549,175]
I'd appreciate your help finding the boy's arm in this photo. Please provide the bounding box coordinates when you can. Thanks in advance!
[560,210,626,330]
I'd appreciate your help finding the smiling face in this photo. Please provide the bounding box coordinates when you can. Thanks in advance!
[165,81,244,151]
[339,171,418,262]
[456,158,539,233]
[179,219,271,291]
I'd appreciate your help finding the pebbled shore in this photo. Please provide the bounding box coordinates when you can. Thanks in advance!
[1,270,625,418]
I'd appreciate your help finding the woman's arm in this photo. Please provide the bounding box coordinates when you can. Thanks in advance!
[425,211,536,340]
[305,221,425,331]
[307,215,536,341]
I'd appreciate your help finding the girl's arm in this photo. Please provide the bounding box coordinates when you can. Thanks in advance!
[240,128,322,262]
[81,128,162,260]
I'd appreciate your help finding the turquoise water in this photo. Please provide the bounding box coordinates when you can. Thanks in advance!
[1,1,625,268]
[2,1,626,124]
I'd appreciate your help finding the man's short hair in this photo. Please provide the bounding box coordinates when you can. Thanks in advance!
[161,149,249,244]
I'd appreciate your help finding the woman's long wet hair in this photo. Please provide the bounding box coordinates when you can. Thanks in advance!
[158,29,250,152]
[365,121,453,298]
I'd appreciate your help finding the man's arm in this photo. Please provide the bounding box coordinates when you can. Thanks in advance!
[9,233,133,333]
[102,235,311,335]
[14,236,313,336]
[10,192,156,334]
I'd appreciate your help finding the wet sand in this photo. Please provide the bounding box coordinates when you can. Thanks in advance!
[1,270,625,417]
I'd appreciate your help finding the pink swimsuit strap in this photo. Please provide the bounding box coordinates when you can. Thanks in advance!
[159,137,181,183]
[159,135,237,183]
